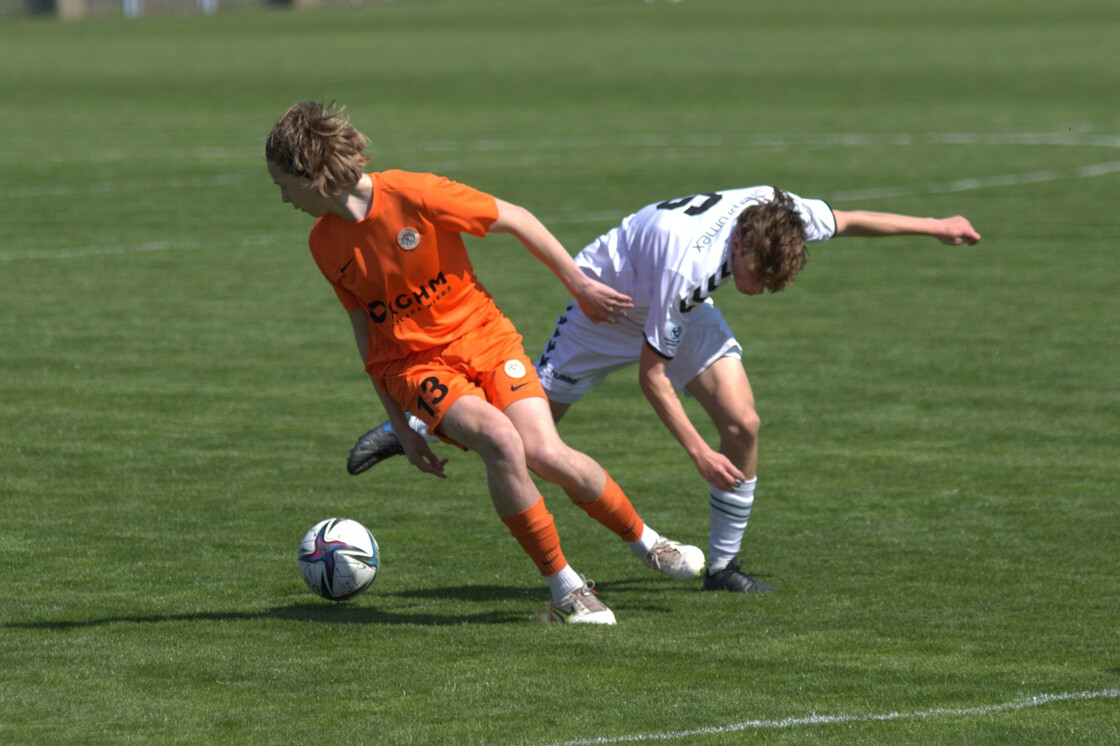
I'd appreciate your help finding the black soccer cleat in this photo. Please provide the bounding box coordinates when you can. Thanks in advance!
[701,559,776,593]
[346,425,405,475]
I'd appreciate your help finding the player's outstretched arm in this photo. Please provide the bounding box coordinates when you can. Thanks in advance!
[489,198,633,323]
[833,210,981,246]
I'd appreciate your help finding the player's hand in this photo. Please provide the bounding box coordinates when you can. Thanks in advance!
[399,428,448,478]
[573,276,633,324]
[935,216,982,246]
[693,447,747,492]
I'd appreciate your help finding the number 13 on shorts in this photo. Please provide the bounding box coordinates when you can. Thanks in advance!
[416,376,448,417]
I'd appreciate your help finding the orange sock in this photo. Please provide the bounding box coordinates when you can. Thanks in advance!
[501,497,567,577]
[576,473,645,543]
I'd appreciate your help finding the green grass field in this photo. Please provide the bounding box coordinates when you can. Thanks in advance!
[1,0,1118,743]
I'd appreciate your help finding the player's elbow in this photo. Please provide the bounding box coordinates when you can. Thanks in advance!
[490,199,535,236]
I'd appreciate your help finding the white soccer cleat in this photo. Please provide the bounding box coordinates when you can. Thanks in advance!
[642,538,706,580]
[549,580,616,625]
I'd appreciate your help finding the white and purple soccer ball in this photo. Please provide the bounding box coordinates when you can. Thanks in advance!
[298,518,379,601]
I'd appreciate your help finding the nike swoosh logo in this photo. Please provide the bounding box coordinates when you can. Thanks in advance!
[338,257,354,278]
[510,383,529,391]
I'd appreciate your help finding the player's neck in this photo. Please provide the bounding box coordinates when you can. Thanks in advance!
[330,174,374,223]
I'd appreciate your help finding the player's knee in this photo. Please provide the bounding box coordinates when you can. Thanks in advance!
[522,438,569,484]
[472,416,526,469]
[721,409,760,449]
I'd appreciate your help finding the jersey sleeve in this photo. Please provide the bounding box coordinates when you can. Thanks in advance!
[796,196,837,242]
[308,220,363,311]
[420,175,499,237]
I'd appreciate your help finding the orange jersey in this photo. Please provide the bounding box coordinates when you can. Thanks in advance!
[308,170,502,367]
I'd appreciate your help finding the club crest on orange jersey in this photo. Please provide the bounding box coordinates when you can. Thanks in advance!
[397,228,420,250]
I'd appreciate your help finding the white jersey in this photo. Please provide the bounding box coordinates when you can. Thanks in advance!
[574,186,836,358]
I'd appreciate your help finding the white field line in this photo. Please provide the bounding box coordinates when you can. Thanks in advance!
[2,131,1118,167]
[521,688,1120,746]
[6,154,1118,207]
[7,155,1119,204]
[829,159,1120,202]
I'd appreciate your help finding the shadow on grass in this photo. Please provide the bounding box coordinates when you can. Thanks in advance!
[4,577,688,630]
[4,584,549,629]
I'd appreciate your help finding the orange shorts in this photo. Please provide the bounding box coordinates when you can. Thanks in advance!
[371,314,545,446]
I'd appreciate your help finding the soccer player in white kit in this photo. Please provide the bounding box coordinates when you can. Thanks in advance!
[536,186,980,591]
[348,186,981,592]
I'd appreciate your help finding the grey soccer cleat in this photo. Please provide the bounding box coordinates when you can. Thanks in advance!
[346,424,404,475]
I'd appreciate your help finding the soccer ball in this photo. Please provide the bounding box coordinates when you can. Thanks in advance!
[297,518,380,601]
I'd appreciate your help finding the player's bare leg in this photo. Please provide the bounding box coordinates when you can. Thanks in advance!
[548,398,572,423]
[688,356,759,478]
[507,397,704,580]
[438,395,615,623]
[504,397,605,500]
[438,396,540,518]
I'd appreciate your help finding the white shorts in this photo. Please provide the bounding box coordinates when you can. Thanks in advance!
[536,300,741,404]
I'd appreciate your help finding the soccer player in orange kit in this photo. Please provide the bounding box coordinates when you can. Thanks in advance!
[265,100,704,624]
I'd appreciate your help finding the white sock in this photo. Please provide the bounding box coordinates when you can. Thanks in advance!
[545,564,585,604]
[627,523,661,558]
[406,413,440,442]
[708,477,756,573]
[385,413,440,443]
